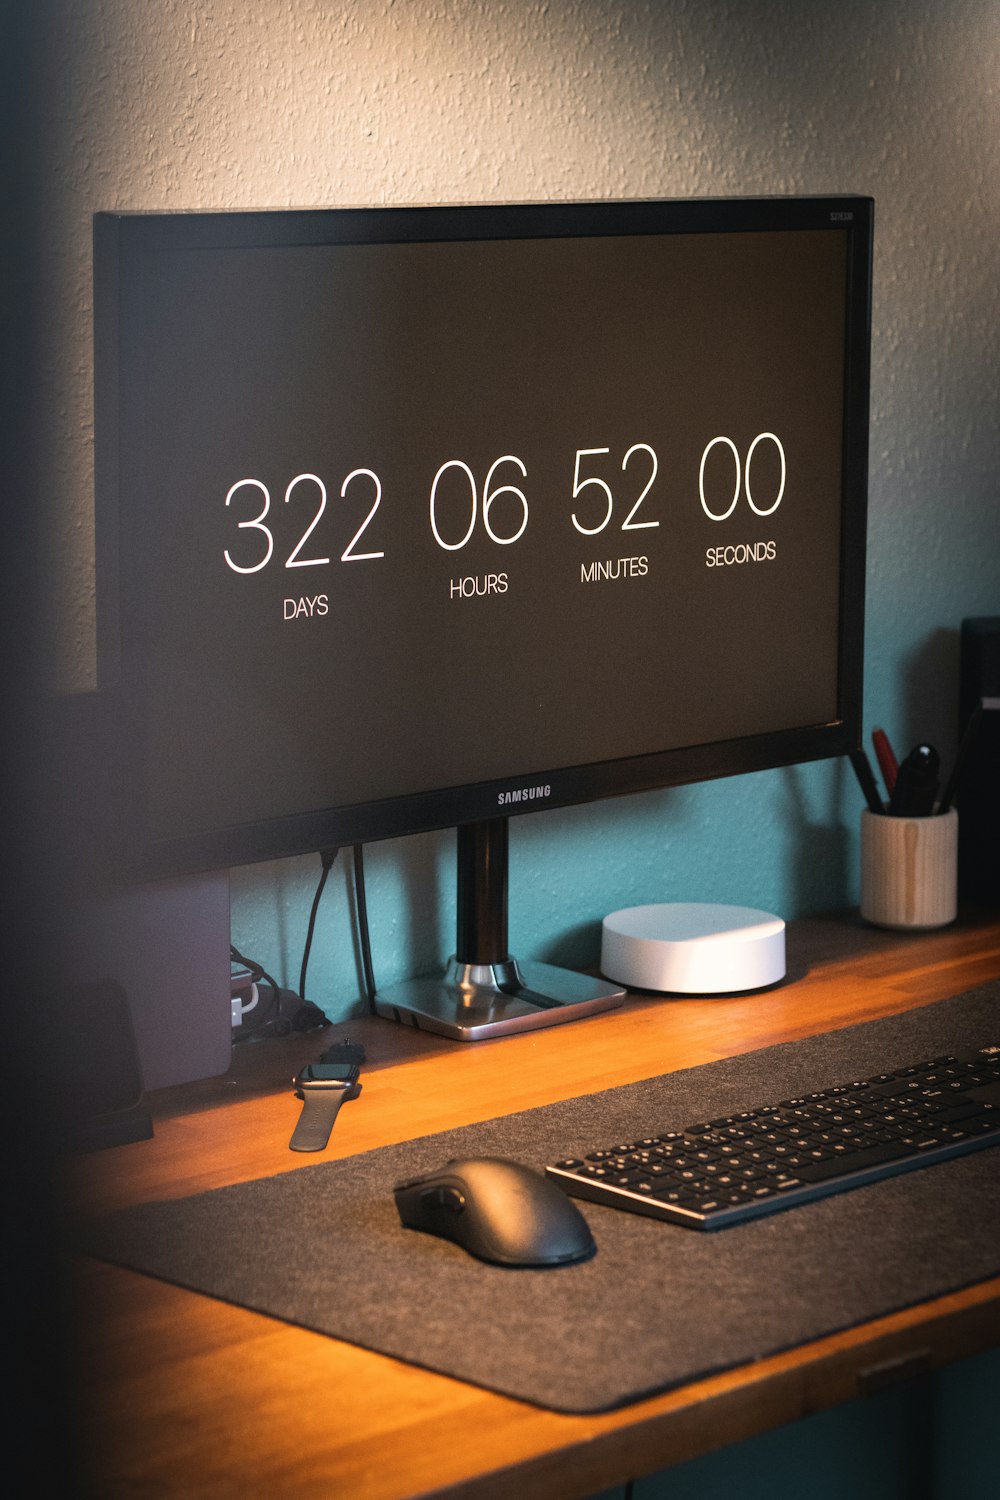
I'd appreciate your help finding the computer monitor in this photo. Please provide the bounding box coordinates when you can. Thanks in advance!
[94,195,872,1038]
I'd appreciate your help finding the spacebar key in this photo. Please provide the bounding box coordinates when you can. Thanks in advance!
[795,1141,912,1182]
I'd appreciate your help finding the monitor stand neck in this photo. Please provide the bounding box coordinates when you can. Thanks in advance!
[456,817,510,967]
[372,816,624,1041]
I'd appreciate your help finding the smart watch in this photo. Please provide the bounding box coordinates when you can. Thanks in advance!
[289,1040,364,1152]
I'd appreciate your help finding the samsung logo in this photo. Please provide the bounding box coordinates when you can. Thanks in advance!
[497,784,552,806]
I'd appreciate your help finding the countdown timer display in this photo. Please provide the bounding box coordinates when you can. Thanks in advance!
[124,226,848,841]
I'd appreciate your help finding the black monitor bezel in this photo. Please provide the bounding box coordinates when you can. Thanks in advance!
[94,195,872,878]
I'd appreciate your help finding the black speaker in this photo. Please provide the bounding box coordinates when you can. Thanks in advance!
[51,978,153,1151]
[957,617,1000,907]
[43,689,233,1092]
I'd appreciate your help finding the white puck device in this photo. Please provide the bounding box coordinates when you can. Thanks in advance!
[600,902,786,995]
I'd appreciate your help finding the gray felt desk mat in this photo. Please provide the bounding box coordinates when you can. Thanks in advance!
[79,984,1000,1413]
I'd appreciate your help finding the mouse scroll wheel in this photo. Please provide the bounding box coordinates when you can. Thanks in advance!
[421,1185,466,1212]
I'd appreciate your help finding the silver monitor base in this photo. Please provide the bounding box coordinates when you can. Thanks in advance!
[373,956,625,1041]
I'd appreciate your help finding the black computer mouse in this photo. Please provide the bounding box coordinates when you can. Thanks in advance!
[393,1156,596,1267]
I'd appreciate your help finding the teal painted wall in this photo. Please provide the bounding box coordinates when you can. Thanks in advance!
[33,0,998,1013]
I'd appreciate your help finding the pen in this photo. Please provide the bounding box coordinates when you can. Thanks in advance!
[871,727,898,797]
[849,747,884,814]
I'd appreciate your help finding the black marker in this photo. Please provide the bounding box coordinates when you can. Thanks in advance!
[888,744,940,817]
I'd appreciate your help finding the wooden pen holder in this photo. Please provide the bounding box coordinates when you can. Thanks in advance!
[860,807,958,930]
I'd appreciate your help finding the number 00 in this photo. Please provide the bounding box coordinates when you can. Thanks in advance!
[699,433,786,520]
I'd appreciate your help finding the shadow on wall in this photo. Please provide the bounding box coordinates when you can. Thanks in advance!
[536,920,603,972]
[783,759,852,916]
[538,762,857,970]
[523,787,695,973]
[375,828,450,987]
[899,626,961,775]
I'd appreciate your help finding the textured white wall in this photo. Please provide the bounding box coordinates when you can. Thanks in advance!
[29,0,1000,1006]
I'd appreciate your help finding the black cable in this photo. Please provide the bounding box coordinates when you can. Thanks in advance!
[353,843,377,1013]
[230,942,281,996]
[234,844,372,1027]
[299,847,339,1003]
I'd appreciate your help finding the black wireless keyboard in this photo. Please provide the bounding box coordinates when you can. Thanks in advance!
[546,1045,1000,1230]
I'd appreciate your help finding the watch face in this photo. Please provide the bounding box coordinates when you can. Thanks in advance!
[301,1061,358,1084]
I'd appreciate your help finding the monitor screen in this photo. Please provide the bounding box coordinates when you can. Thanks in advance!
[95,197,871,880]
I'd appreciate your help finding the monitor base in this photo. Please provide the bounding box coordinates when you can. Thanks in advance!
[373,957,624,1041]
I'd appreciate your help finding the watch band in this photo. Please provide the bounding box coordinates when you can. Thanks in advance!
[289,1086,351,1152]
[288,1039,365,1153]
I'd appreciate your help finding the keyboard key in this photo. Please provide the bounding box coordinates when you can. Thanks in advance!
[794,1140,911,1181]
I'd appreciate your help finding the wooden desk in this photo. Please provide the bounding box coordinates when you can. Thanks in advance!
[69,911,1000,1498]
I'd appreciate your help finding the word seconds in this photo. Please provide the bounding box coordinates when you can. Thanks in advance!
[706,540,776,567]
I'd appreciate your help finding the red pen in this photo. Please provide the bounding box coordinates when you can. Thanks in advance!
[871,727,898,797]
